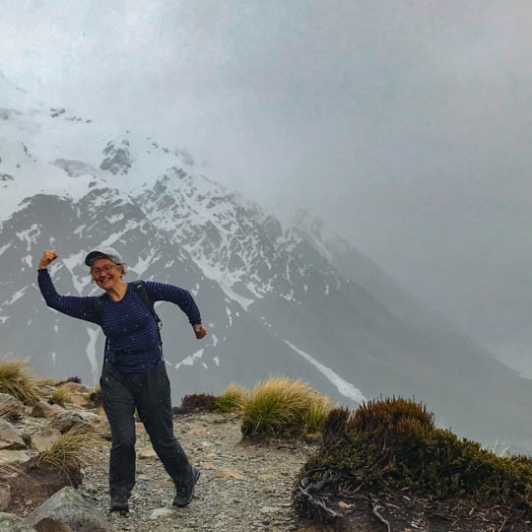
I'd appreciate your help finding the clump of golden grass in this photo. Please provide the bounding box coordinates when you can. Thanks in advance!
[0,359,40,404]
[38,426,93,478]
[304,394,332,435]
[50,386,71,407]
[216,383,249,413]
[35,377,57,387]
[241,376,331,439]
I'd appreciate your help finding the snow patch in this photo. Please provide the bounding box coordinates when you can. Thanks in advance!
[284,340,366,403]
[5,286,28,305]
[86,327,100,383]
[0,243,11,256]
[175,349,204,370]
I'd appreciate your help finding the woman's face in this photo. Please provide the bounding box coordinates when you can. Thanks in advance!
[90,258,123,291]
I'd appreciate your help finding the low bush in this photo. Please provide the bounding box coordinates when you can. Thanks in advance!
[0,359,40,404]
[173,393,218,415]
[295,397,532,521]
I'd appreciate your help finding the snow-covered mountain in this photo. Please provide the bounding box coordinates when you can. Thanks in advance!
[2,73,532,451]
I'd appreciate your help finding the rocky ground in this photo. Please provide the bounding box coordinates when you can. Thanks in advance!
[90,411,322,532]
[24,410,316,531]
[4,387,532,531]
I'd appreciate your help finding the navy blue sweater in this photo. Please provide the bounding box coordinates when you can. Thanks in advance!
[38,269,201,373]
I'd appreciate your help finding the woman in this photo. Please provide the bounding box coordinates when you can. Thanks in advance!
[38,247,207,513]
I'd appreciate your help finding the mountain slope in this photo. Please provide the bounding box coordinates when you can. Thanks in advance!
[2,77,532,451]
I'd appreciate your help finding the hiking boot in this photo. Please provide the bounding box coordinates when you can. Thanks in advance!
[173,467,200,508]
[110,494,129,513]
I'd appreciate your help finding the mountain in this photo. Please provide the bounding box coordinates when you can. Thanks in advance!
[2,73,532,451]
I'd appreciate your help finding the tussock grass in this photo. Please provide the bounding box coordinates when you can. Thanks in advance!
[38,426,93,478]
[0,359,40,404]
[216,383,248,413]
[35,377,57,387]
[50,387,71,407]
[241,376,331,440]
[304,394,332,435]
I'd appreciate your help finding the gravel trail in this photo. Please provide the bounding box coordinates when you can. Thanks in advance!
[81,411,315,531]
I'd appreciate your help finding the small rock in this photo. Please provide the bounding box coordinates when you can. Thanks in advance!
[149,507,175,520]
[50,411,86,433]
[29,427,62,452]
[68,394,88,407]
[259,506,279,514]
[155,480,174,488]
[0,450,31,466]
[138,445,158,459]
[0,511,35,531]
[0,483,11,512]
[0,420,26,450]
[31,401,64,419]
[215,468,244,480]
[60,382,89,393]
[0,393,25,421]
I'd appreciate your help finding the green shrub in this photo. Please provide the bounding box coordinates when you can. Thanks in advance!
[173,393,218,415]
[297,397,532,512]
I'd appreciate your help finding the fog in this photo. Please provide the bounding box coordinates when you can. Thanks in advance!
[2,1,532,373]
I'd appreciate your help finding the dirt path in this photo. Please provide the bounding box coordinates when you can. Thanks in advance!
[80,411,315,531]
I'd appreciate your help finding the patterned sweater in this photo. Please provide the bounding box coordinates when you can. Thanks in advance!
[38,269,201,373]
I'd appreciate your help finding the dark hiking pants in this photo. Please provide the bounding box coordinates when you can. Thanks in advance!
[100,358,193,498]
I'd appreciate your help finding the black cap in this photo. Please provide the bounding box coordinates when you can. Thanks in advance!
[85,247,123,267]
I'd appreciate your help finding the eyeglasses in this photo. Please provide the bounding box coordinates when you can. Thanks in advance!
[91,264,117,276]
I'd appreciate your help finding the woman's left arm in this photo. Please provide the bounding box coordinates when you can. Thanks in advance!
[145,281,206,338]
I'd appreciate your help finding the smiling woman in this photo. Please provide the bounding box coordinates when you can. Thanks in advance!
[37,246,207,513]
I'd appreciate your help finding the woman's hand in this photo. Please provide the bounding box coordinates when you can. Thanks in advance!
[193,324,207,340]
[38,250,58,269]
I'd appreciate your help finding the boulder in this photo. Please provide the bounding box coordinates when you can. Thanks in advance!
[29,428,62,452]
[0,394,25,421]
[77,413,110,440]
[31,402,64,419]
[0,420,26,450]
[0,512,36,531]
[26,486,112,531]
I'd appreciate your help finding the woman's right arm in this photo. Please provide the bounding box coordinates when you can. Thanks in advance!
[38,250,100,324]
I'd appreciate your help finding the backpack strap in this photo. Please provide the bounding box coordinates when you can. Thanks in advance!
[92,293,107,324]
[131,280,162,337]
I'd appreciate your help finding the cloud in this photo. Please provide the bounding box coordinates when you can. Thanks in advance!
[2,0,532,363]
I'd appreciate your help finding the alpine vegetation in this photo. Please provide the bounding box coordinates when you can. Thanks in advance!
[0,359,39,404]
[215,383,249,413]
[240,376,332,440]
[294,398,532,530]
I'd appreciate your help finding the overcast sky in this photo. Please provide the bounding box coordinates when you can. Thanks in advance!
[2,1,532,372]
